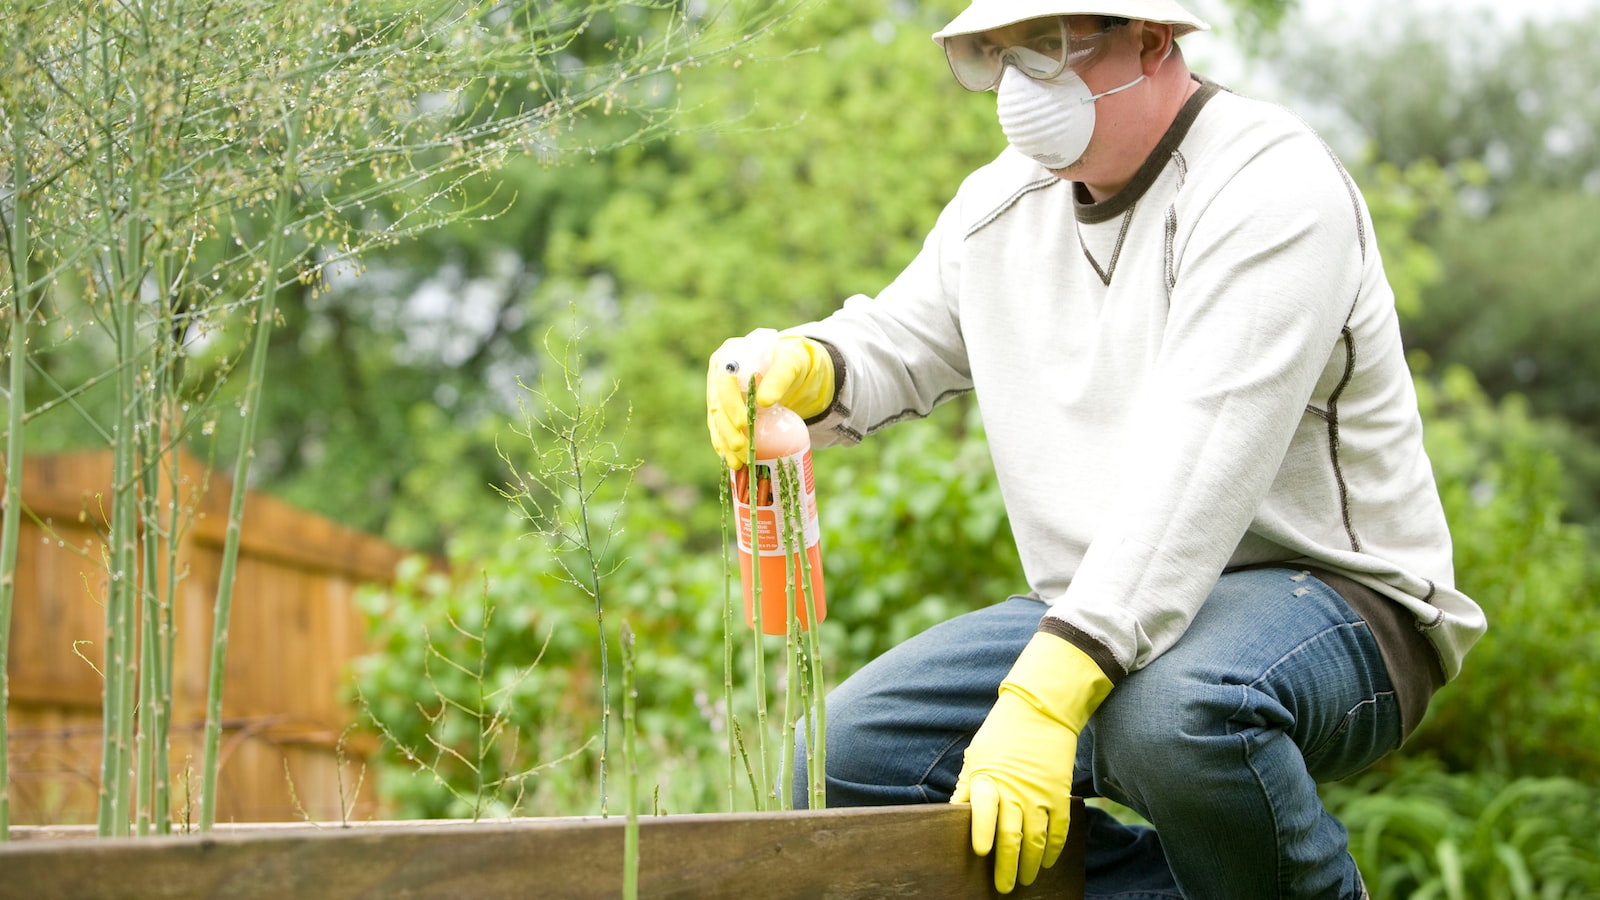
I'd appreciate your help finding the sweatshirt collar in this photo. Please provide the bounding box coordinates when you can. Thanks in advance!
[1074,76,1222,224]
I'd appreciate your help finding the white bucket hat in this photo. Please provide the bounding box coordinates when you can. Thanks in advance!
[933,0,1210,43]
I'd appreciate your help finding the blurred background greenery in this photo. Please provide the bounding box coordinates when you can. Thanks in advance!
[14,0,1600,894]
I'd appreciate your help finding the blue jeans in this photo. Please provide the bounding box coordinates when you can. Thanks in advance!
[793,567,1398,899]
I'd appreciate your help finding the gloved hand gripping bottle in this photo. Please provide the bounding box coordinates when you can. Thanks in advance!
[717,329,827,635]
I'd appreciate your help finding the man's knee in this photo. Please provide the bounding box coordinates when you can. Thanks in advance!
[1086,668,1271,804]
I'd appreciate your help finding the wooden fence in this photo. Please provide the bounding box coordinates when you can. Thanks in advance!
[5,450,415,826]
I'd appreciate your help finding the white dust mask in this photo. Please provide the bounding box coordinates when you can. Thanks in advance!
[995,51,1147,170]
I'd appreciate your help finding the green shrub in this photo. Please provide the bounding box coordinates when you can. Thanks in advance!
[1325,757,1600,899]
[353,529,606,819]
[1407,365,1600,777]
[351,399,1024,818]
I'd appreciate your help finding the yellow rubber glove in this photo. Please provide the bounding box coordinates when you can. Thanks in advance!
[952,632,1114,894]
[706,334,835,470]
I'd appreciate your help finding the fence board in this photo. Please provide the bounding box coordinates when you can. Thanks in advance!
[9,516,105,708]
[4,450,414,824]
[0,803,1087,899]
[4,705,103,825]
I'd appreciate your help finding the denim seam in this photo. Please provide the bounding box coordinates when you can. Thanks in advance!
[1235,618,1386,896]
[1231,687,1289,898]
[916,732,974,802]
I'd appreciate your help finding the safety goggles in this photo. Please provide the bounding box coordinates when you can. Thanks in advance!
[943,16,1124,92]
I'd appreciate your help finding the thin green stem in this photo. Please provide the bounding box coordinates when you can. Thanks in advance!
[474,598,491,821]
[778,458,801,810]
[136,447,159,836]
[719,464,737,812]
[0,120,33,841]
[744,382,768,809]
[795,462,827,810]
[156,418,181,833]
[568,423,609,817]
[199,90,306,832]
[730,717,762,811]
[621,622,639,900]
[801,557,827,811]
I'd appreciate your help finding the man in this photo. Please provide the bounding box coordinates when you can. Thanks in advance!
[705,1,1485,896]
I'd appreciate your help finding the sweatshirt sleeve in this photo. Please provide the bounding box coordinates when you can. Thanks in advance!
[1043,137,1368,679]
[792,183,975,446]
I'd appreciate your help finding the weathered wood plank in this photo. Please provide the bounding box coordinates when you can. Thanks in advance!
[0,803,1086,899]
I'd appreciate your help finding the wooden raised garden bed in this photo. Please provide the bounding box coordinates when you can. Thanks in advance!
[0,802,1086,899]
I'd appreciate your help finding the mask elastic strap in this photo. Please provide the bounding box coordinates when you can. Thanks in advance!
[1082,72,1145,104]
[1082,40,1171,103]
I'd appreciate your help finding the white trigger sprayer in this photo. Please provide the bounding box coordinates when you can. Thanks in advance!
[718,329,827,635]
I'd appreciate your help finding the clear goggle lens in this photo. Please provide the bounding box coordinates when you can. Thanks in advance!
[943,16,1117,92]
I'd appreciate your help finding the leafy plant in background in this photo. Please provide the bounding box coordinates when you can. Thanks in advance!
[357,575,590,820]
[1404,365,1600,778]
[1323,756,1600,900]
[353,395,1022,817]
[498,321,639,813]
[357,321,642,817]
[355,534,603,818]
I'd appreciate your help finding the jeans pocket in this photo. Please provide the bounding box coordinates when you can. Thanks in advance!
[1301,690,1403,782]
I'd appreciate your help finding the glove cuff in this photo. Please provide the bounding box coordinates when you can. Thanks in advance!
[1001,632,1114,733]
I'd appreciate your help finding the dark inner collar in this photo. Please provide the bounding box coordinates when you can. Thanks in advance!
[1074,76,1222,223]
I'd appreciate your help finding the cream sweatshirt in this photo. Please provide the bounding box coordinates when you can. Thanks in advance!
[797,81,1485,683]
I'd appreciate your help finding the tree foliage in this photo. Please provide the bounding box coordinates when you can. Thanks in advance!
[1409,190,1600,443]
[1267,7,1600,204]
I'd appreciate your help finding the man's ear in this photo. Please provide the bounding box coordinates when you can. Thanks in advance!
[1138,22,1176,75]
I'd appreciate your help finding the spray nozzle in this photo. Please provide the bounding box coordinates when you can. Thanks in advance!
[715,327,780,393]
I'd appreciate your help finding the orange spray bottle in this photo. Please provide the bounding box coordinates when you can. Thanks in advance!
[720,329,827,636]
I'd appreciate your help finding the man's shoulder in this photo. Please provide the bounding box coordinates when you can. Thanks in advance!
[1181,82,1360,207]
[1178,82,1372,252]
[953,148,1066,237]
[1186,83,1347,174]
